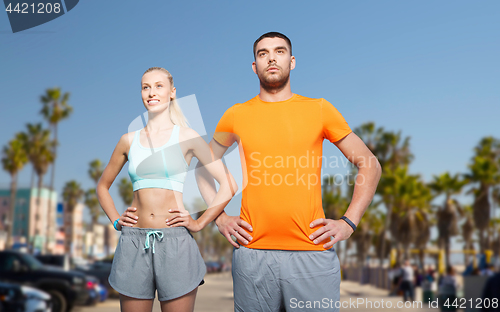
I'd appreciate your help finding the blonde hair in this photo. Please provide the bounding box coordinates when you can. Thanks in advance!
[143,67,189,127]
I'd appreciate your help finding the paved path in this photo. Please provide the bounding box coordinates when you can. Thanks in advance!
[76,273,449,311]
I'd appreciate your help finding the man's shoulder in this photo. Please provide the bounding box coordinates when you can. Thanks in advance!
[293,94,324,102]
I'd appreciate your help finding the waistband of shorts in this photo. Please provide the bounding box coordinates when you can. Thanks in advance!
[121,226,190,237]
[238,245,335,253]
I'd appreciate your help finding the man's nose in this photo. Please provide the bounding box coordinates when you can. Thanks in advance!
[268,54,276,63]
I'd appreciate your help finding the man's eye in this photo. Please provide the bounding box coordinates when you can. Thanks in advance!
[259,53,266,57]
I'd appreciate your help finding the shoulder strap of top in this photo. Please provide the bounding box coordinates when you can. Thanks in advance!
[170,125,180,145]
[132,130,140,146]
[128,130,140,158]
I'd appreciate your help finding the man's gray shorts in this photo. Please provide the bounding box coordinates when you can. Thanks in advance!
[232,246,341,312]
[108,226,206,301]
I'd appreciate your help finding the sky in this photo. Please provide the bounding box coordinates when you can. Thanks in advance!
[0,1,499,256]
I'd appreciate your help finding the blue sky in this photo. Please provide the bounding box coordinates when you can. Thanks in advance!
[1,0,499,235]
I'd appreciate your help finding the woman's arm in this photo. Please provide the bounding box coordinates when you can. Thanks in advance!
[194,139,253,247]
[168,128,236,232]
[96,133,137,230]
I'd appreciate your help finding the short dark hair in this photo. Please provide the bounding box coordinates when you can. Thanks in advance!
[253,32,292,59]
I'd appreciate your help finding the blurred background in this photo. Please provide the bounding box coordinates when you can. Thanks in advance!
[1,1,499,311]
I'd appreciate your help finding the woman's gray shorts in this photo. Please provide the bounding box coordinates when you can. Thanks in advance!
[108,226,206,301]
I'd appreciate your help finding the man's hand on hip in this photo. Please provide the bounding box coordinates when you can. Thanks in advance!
[215,213,253,248]
[309,218,354,249]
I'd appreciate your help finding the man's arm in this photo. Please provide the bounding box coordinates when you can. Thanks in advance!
[195,139,253,248]
[309,132,382,249]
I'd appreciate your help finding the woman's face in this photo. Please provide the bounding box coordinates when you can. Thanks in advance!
[141,70,176,112]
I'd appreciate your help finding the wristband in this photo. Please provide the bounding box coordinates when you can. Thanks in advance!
[113,218,120,231]
[340,216,356,232]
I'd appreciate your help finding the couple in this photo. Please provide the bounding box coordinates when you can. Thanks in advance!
[97,32,381,312]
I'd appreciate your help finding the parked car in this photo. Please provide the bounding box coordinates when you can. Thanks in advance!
[35,254,71,271]
[96,283,109,302]
[84,275,100,306]
[75,261,115,296]
[0,281,52,312]
[0,281,24,312]
[205,261,223,273]
[0,251,89,312]
[21,285,52,312]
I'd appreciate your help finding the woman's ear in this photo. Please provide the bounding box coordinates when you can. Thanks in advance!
[171,86,177,99]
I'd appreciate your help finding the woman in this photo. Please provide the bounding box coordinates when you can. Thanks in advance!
[97,67,236,312]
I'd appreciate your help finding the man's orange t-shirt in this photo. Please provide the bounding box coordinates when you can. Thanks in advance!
[214,94,352,251]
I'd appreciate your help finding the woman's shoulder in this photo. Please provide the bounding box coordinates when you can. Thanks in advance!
[117,131,137,153]
[178,126,201,141]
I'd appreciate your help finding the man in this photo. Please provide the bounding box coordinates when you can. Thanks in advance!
[194,32,381,311]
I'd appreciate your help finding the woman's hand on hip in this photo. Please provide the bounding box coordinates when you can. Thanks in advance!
[167,208,202,232]
[117,206,138,230]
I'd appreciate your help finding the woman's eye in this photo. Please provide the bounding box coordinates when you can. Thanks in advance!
[157,85,163,88]
[143,86,149,90]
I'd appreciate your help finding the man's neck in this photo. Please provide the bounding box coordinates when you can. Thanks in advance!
[258,84,293,102]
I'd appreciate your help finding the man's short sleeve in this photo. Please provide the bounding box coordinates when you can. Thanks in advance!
[321,99,352,143]
[214,106,236,147]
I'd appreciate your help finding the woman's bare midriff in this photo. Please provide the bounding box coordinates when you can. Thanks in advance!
[129,188,185,229]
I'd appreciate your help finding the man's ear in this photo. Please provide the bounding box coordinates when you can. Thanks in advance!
[290,56,296,71]
[252,61,257,75]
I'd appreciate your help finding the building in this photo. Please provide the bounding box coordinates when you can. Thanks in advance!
[63,202,84,258]
[0,187,57,252]
[104,223,119,257]
[83,223,119,259]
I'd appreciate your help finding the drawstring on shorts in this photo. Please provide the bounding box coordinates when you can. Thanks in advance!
[143,230,164,253]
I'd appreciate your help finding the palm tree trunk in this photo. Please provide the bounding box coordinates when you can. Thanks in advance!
[90,216,98,259]
[479,229,485,253]
[344,239,351,268]
[379,203,393,268]
[6,174,18,249]
[33,176,43,254]
[65,207,73,254]
[463,245,468,267]
[44,125,57,254]
[27,166,35,251]
[418,248,425,268]
[445,239,451,268]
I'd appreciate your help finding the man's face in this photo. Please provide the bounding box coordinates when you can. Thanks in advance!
[252,37,295,90]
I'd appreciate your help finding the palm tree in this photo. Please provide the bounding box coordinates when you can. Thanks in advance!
[353,123,414,267]
[322,177,349,263]
[464,137,500,252]
[352,206,383,267]
[1,135,29,248]
[85,159,105,258]
[393,171,432,262]
[84,188,101,258]
[40,88,73,253]
[62,180,84,254]
[18,123,54,252]
[88,159,104,185]
[491,187,500,258]
[429,172,467,267]
[461,205,475,266]
[118,178,133,207]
